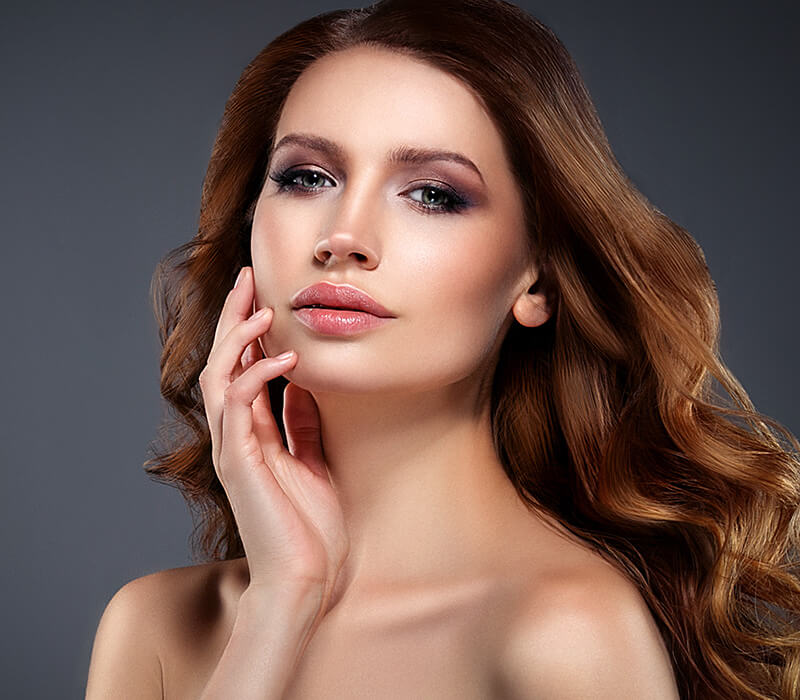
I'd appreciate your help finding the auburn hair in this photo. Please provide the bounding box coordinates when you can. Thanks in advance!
[144,0,800,697]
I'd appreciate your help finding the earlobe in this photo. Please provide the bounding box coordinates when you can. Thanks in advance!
[512,284,551,328]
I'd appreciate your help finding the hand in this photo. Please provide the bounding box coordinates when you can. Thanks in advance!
[198,265,350,620]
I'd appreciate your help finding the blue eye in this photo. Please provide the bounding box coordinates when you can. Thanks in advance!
[271,169,334,191]
[406,184,468,214]
[268,167,470,214]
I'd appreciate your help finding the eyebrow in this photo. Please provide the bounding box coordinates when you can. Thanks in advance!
[269,132,485,185]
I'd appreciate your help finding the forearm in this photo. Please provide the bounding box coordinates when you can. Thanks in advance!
[199,585,323,700]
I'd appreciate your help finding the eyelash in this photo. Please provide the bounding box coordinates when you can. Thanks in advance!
[268,167,470,215]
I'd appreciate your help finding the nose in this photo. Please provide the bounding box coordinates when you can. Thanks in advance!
[313,230,379,269]
[313,181,382,269]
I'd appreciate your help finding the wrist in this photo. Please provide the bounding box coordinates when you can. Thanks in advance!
[199,583,325,699]
[238,582,323,625]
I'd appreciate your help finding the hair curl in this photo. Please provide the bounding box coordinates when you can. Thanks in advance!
[144,1,800,696]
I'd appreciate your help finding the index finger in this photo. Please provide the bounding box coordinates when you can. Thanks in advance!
[212,266,257,349]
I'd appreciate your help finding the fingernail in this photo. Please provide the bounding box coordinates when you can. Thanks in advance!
[275,350,295,361]
[252,306,270,319]
[234,268,245,288]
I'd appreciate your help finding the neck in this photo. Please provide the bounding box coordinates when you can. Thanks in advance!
[308,374,534,600]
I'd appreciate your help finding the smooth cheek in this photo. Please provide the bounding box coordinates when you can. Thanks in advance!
[402,234,518,383]
[250,204,309,357]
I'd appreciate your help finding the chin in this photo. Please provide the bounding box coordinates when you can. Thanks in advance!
[284,357,483,399]
[280,362,392,395]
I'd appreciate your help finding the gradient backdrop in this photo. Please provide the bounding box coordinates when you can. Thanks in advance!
[1,0,797,696]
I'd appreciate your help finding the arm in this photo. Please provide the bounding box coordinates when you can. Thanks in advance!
[198,584,324,700]
[195,265,350,695]
[85,578,164,699]
[497,571,680,700]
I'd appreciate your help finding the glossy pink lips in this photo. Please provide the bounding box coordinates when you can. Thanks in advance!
[291,282,395,336]
[292,307,392,335]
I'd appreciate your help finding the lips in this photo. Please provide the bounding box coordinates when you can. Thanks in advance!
[291,282,395,318]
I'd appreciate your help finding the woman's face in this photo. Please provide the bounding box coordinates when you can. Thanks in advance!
[251,45,539,395]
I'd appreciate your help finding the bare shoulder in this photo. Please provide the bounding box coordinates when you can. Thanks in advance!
[86,557,249,699]
[495,556,680,700]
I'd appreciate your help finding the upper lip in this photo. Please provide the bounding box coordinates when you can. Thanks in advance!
[291,282,395,318]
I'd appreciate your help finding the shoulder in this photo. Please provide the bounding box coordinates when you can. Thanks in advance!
[86,557,248,699]
[495,559,680,700]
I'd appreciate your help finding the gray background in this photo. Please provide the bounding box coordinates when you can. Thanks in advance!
[1,0,797,696]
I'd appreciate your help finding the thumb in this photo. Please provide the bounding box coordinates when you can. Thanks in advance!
[283,381,328,480]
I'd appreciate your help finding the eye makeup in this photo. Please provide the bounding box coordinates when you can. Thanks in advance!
[267,166,473,215]
[268,132,486,185]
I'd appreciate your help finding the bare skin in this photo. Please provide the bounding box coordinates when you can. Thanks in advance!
[87,45,680,698]
[138,509,669,699]
[249,43,552,607]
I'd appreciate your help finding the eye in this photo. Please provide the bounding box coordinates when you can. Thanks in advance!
[269,168,334,192]
[405,183,469,215]
[268,167,470,215]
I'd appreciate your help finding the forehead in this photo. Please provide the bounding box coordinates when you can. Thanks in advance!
[273,45,507,172]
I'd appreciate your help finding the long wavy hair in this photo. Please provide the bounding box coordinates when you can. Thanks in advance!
[144,0,800,696]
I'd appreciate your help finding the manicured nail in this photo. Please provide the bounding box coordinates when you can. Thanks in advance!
[275,350,295,361]
[234,267,245,288]
[252,306,270,319]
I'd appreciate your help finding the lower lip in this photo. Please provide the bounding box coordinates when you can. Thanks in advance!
[292,307,393,335]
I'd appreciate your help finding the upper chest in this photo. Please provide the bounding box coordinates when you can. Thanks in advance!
[161,521,608,699]
[283,579,515,699]
[163,573,521,700]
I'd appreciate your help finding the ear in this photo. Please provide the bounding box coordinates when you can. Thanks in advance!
[512,273,552,328]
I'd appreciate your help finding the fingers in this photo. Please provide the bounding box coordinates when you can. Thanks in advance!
[201,265,288,472]
[220,351,298,473]
[203,266,258,401]
[212,266,255,348]
[240,338,262,373]
[283,382,328,480]
[202,306,278,461]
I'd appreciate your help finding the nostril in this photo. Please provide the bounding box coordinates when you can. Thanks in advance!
[313,242,377,268]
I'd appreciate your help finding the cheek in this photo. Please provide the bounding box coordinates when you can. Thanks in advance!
[249,223,297,358]
[250,202,310,308]
[403,229,520,372]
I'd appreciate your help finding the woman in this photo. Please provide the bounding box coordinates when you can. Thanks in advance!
[86,0,800,698]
